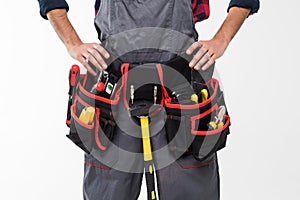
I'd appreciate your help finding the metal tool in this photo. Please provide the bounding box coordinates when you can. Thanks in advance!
[103,71,109,83]
[208,105,226,130]
[130,85,135,105]
[153,86,157,104]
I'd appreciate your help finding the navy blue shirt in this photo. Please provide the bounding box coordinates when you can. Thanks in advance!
[38,0,259,21]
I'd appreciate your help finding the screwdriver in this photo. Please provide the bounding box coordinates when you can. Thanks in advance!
[153,86,157,104]
[190,94,198,104]
[68,64,80,95]
[130,85,135,105]
[78,78,105,125]
[201,89,208,102]
[66,65,80,126]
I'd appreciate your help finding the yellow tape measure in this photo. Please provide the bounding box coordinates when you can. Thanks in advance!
[79,107,95,124]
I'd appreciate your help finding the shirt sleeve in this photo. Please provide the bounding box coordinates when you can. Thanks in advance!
[228,0,260,15]
[38,0,69,20]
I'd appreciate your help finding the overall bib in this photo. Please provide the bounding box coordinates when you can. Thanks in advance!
[83,1,220,199]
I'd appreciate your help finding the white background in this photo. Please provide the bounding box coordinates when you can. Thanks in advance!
[1,0,299,199]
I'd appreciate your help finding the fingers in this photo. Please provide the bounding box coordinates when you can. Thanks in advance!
[87,44,110,70]
[186,41,216,71]
[188,46,207,68]
[93,44,110,59]
[86,48,107,69]
[186,41,202,55]
[90,43,111,69]
[193,53,212,70]
[68,42,111,76]
[73,43,111,76]
[202,54,216,71]
[78,56,97,76]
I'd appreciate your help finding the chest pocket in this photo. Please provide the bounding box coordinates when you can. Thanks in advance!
[110,0,174,35]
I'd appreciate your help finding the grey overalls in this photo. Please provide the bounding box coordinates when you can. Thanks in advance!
[83,0,220,199]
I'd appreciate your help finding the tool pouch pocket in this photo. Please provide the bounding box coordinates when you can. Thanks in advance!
[66,64,128,154]
[163,77,231,161]
[165,115,192,155]
[67,97,95,154]
[190,104,230,160]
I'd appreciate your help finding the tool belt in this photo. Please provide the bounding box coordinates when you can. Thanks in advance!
[65,56,231,161]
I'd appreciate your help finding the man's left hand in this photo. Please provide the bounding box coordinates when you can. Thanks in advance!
[186,37,229,71]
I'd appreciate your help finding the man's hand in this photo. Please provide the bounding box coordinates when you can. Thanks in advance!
[186,7,251,71]
[67,42,110,76]
[186,37,229,71]
[47,9,110,76]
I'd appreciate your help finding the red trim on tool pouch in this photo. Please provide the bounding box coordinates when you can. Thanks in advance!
[70,103,94,129]
[82,73,88,88]
[192,103,218,121]
[190,103,218,136]
[155,64,167,109]
[78,82,121,105]
[155,64,169,100]
[94,108,107,151]
[164,78,219,110]
[76,93,93,108]
[121,63,130,110]
[191,114,230,136]
[77,65,127,106]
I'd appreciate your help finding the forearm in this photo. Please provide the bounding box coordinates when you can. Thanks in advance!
[47,9,82,50]
[213,7,251,45]
[46,8,109,75]
[187,7,252,70]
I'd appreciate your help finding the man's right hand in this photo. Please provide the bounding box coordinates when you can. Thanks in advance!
[67,42,110,76]
[47,9,110,76]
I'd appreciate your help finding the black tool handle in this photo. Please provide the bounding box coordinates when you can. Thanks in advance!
[145,162,156,200]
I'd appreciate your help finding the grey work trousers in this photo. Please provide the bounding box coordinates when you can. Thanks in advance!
[83,124,220,200]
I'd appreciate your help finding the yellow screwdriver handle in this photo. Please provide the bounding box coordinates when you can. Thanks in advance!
[190,94,198,104]
[201,89,208,102]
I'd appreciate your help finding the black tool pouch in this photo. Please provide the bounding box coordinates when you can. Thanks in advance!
[156,63,231,161]
[65,63,129,154]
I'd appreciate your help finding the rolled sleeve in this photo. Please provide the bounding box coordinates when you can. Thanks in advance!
[38,0,69,19]
[228,0,260,14]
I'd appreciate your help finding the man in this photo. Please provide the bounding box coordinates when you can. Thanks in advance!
[38,0,259,199]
